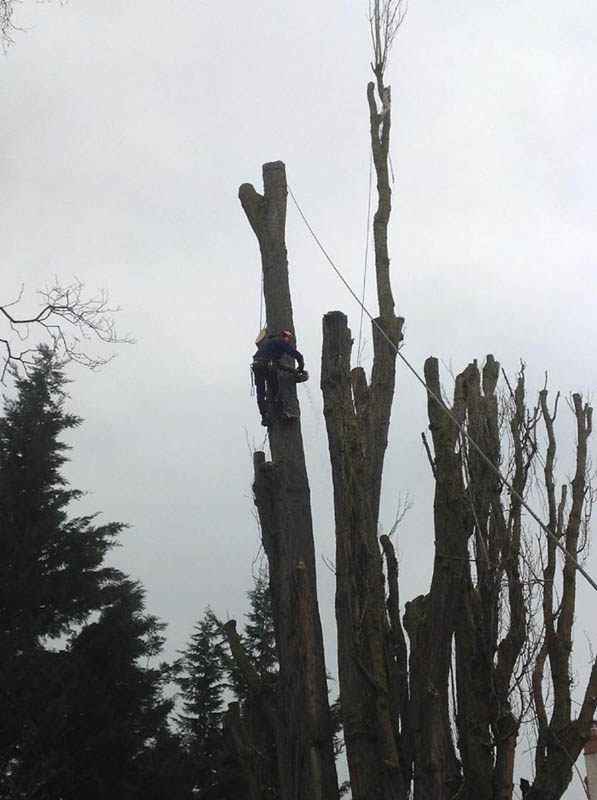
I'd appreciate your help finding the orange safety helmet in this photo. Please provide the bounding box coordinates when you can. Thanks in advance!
[283,329,294,343]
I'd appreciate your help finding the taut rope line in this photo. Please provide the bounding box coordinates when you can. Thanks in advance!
[287,183,597,594]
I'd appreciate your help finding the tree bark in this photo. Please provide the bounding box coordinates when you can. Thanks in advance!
[527,392,596,800]
[410,358,472,800]
[223,700,279,800]
[239,162,338,800]
[319,70,405,800]
[418,359,541,800]
[417,360,596,800]
[380,533,412,781]
[322,311,405,800]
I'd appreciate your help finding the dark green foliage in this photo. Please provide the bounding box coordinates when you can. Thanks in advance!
[229,572,280,798]
[0,348,122,649]
[176,608,247,799]
[132,727,195,800]
[175,574,281,799]
[43,580,174,800]
[177,609,226,743]
[224,567,278,703]
[244,568,277,679]
[0,348,182,799]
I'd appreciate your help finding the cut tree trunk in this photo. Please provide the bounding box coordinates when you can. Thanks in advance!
[239,161,339,800]
[321,310,405,800]
[319,71,406,800]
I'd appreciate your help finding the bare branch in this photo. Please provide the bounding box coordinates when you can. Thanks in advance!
[421,431,437,478]
[368,0,407,79]
[0,279,134,382]
[1,0,65,52]
[1,0,17,52]
[385,491,413,538]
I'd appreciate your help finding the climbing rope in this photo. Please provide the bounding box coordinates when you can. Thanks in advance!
[286,183,597,595]
[357,151,374,367]
[259,271,265,332]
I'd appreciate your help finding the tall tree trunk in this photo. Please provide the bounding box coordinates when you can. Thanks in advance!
[322,311,404,800]
[527,393,596,800]
[417,359,536,800]
[416,359,596,800]
[409,358,473,800]
[239,161,339,800]
[320,68,405,800]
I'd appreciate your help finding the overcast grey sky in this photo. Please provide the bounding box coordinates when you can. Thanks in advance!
[2,2,597,796]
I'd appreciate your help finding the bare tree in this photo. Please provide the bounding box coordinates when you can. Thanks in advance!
[1,0,15,50]
[230,4,596,798]
[526,391,597,799]
[229,162,339,800]
[1,0,62,51]
[0,279,133,381]
[405,359,597,800]
[369,0,407,86]
[320,3,406,798]
[320,0,596,794]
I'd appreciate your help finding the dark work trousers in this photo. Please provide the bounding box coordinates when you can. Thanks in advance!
[252,360,280,418]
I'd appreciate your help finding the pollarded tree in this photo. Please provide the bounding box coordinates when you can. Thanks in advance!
[321,5,597,796]
[320,2,406,797]
[235,161,339,800]
[235,7,407,797]
[401,357,597,800]
[236,3,596,798]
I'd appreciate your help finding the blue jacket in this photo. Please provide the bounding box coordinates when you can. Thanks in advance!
[253,335,304,372]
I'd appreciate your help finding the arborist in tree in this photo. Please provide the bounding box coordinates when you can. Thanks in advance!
[252,329,308,426]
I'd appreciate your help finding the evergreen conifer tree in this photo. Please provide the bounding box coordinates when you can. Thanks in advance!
[45,579,178,800]
[176,608,246,799]
[0,348,182,799]
[244,568,277,681]
[222,568,278,705]
[0,347,122,650]
[177,609,225,742]
[234,572,280,799]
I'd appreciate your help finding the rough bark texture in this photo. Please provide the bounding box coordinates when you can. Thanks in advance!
[238,162,338,800]
[234,99,596,800]
[525,392,596,800]
[413,359,596,800]
[409,357,472,800]
[320,69,405,800]
[322,311,404,800]
[223,698,279,800]
[413,359,537,800]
